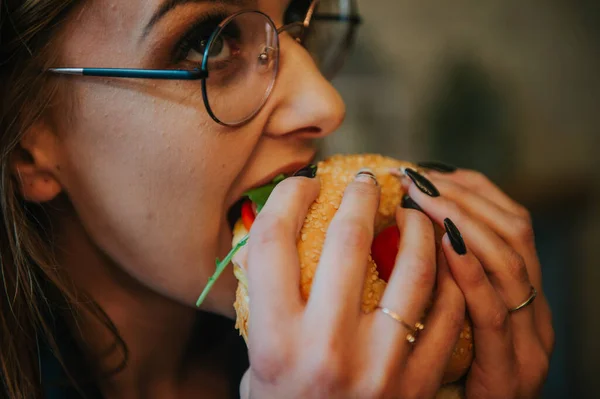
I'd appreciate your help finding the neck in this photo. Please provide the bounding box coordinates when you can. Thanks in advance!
[53,210,206,398]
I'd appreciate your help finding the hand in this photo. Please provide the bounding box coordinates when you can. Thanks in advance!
[403,164,555,399]
[238,171,465,399]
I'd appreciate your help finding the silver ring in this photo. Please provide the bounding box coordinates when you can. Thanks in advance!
[376,306,424,343]
[508,286,537,313]
[355,168,378,186]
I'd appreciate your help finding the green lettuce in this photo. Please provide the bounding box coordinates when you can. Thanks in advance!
[242,173,286,212]
[195,174,286,307]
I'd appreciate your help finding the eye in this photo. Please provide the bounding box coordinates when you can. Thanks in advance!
[185,35,233,64]
[177,18,242,67]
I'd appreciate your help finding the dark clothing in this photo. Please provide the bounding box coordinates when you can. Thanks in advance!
[41,312,249,399]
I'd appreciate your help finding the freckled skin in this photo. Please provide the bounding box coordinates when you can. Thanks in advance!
[45,0,345,319]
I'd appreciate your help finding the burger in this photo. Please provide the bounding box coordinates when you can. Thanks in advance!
[198,154,473,398]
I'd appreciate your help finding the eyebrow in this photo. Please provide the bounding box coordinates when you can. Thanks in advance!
[142,0,248,38]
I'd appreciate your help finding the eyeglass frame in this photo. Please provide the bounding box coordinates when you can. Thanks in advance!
[46,0,362,127]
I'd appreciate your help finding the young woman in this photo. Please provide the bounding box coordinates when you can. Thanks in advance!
[0,0,554,398]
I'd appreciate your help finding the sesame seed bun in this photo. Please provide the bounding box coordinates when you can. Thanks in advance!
[232,154,473,391]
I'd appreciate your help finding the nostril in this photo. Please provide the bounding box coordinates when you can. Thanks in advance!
[264,126,321,139]
[298,127,321,135]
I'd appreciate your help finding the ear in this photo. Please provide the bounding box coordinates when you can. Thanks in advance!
[10,120,63,203]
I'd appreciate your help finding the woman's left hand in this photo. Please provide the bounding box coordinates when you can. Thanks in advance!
[402,165,554,399]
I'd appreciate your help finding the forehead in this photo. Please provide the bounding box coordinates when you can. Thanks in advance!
[77,0,254,33]
[61,0,277,63]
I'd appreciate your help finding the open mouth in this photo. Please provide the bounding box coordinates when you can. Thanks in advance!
[225,161,315,234]
[227,198,246,231]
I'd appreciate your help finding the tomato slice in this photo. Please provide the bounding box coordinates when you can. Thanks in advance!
[371,226,401,282]
[241,200,256,231]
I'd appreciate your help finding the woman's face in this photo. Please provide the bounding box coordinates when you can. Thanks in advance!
[48,0,345,312]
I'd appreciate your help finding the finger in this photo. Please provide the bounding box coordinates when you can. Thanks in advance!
[369,207,437,363]
[428,168,526,217]
[441,233,516,380]
[426,176,543,289]
[405,181,535,320]
[306,169,380,327]
[403,251,466,395]
[536,297,556,355]
[247,176,320,329]
[424,173,552,352]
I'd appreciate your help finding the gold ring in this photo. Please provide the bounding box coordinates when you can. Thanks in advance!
[508,286,537,313]
[376,306,424,343]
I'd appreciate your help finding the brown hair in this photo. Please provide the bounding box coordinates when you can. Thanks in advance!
[1,1,126,397]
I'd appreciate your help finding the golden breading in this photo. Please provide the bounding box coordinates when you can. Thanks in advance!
[232,154,473,390]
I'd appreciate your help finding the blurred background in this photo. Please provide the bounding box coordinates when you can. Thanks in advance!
[319,1,600,397]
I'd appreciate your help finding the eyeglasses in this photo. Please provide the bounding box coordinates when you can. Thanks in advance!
[47,0,361,127]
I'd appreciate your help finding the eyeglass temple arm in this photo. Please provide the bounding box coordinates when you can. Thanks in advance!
[46,68,207,80]
[276,13,362,37]
[313,14,362,24]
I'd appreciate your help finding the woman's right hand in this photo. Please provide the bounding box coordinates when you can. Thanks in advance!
[238,171,466,399]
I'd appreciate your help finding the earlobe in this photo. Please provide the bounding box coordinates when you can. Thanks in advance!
[10,121,63,203]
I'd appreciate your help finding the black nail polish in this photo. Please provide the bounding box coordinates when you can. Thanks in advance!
[444,218,467,255]
[401,195,424,213]
[404,168,440,197]
[417,161,457,173]
[293,164,317,178]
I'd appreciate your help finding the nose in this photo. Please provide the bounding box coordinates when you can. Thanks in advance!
[262,34,346,138]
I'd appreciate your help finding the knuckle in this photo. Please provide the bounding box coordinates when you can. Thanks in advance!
[440,178,467,198]
[330,219,372,251]
[251,213,289,245]
[405,209,435,232]
[277,176,314,197]
[486,307,510,332]
[250,341,290,384]
[503,250,529,283]
[513,203,532,220]
[462,169,488,188]
[512,215,536,244]
[519,347,550,393]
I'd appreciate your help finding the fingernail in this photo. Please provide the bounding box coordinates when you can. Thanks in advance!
[401,194,424,213]
[444,218,467,255]
[355,168,378,185]
[293,164,317,178]
[417,161,457,173]
[404,168,440,197]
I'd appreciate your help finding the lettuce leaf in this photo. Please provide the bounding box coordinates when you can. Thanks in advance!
[196,175,285,307]
[196,234,249,307]
[242,173,286,213]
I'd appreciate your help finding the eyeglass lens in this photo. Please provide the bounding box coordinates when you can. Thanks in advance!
[203,12,279,126]
[203,1,358,126]
[286,0,358,79]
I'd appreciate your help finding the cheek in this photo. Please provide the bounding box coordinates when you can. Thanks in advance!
[56,84,237,302]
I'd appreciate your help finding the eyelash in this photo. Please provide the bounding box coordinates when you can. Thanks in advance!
[173,12,229,64]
